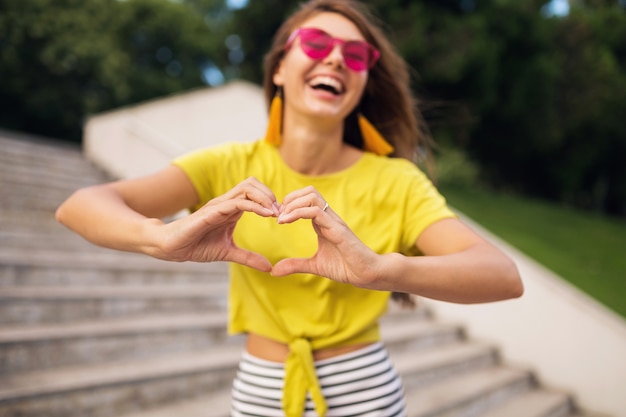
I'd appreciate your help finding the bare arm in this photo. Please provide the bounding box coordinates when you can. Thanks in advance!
[56,167,280,270]
[377,218,524,303]
[55,165,199,255]
[271,187,523,304]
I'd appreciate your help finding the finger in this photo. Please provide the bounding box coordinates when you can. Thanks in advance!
[277,204,331,224]
[201,198,277,222]
[230,198,279,218]
[227,248,273,272]
[280,186,324,210]
[271,257,315,277]
[279,191,328,223]
[222,177,280,215]
[240,178,281,215]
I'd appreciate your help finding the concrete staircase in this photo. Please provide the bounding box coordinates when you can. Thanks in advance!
[0,131,585,417]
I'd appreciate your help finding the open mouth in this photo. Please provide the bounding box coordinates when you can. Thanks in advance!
[309,75,344,96]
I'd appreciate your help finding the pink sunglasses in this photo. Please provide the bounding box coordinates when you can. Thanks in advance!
[285,27,380,72]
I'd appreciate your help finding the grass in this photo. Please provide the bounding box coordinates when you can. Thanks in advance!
[439,185,626,319]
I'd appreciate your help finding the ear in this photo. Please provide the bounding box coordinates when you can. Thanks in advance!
[273,59,286,87]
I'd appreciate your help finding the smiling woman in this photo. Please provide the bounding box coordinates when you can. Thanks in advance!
[55,1,523,416]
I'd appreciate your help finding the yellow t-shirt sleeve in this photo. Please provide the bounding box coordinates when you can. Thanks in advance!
[397,161,457,254]
[171,142,250,212]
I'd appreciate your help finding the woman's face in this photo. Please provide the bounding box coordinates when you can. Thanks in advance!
[273,12,369,126]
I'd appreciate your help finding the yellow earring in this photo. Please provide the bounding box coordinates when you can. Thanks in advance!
[264,94,283,146]
[358,114,394,156]
[264,97,393,156]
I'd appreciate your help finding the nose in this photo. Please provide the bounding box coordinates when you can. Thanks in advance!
[323,42,345,69]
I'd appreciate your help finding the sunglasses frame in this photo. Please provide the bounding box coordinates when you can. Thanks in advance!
[285,27,380,72]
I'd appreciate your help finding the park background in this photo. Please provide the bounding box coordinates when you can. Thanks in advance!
[1,0,625,416]
[1,0,625,317]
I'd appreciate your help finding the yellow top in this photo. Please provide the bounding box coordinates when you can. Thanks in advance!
[172,140,456,416]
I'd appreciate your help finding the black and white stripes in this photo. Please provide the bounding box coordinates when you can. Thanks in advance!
[231,343,407,417]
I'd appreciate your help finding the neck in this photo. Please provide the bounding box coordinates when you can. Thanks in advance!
[279,116,360,176]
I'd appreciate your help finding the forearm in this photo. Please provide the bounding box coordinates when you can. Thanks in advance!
[55,185,165,256]
[377,243,523,304]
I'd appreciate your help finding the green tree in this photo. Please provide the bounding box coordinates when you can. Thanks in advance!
[465,3,626,215]
[2,0,623,216]
[0,0,127,140]
[0,0,222,141]
[548,5,626,214]
[366,1,626,216]
[114,0,225,105]
[224,0,301,83]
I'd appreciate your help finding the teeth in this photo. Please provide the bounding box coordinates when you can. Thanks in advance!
[310,76,343,94]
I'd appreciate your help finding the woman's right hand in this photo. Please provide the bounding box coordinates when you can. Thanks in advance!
[156,176,279,271]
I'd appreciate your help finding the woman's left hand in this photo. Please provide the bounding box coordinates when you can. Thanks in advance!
[271,186,382,288]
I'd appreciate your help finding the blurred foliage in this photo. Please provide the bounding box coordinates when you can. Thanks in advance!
[0,0,223,140]
[0,0,624,216]
[436,147,481,188]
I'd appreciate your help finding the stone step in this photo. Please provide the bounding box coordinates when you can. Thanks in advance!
[0,160,106,187]
[0,346,242,417]
[1,228,107,251]
[0,210,60,229]
[405,365,533,417]
[0,246,226,274]
[0,283,229,325]
[0,186,75,212]
[0,208,56,220]
[0,262,223,287]
[0,338,495,417]
[0,283,229,298]
[0,133,99,171]
[0,160,99,183]
[118,390,233,417]
[115,373,578,417]
[396,342,498,390]
[115,387,577,417]
[0,176,104,209]
[381,317,463,354]
[0,312,238,373]
[0,307,441,373]
[0,133,109,212]
[0,140,102,166]
[480,389,574,417]
[0,158,105,191]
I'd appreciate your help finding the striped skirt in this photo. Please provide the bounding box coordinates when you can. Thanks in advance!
[231,342,407,417]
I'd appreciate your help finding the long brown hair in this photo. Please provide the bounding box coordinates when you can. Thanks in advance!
[262,0,432,165]
[263,0,426,308]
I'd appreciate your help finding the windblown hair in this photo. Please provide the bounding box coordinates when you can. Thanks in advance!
[263,0,426,308]
[262,0,432,165]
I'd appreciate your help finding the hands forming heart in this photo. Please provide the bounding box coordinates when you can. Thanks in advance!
[157,177,384,289]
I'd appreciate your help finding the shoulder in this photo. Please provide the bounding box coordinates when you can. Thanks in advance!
[360,154,430,184]
[173,140,264,166]
[191,139,261,157]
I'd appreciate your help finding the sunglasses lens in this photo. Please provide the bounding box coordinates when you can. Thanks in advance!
[294,28,378,72]
[343,42,370,71]
[300,30,333,60]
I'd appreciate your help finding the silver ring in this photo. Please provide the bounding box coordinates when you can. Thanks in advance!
[322,201,329,212]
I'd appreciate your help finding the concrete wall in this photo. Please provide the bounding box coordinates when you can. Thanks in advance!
[83,80,626,417]
[84,81,268,179]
